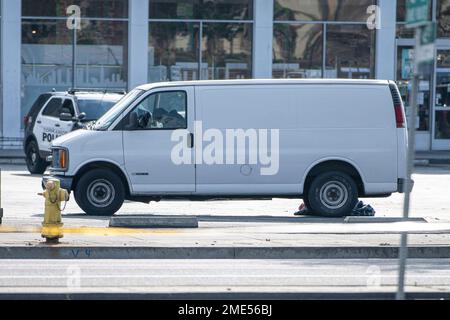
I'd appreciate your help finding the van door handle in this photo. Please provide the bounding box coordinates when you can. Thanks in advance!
[188,133,194,149]
[55,124,60,127]
[36,120,42,124]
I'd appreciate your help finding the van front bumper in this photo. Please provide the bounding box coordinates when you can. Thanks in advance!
[42,175,74,192]
[398,178,414,193]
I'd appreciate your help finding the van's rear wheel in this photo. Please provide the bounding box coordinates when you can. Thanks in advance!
[307,171,358,217]
[25,140,48,174]
[74,169,125,216]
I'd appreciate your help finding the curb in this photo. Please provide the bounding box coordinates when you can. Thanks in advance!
[1,291,450,300]
[1,246,450,259]
[109,215,199,228]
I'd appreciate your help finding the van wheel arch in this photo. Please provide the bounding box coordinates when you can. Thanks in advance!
[303,160,365,197]
[73,162,131,197]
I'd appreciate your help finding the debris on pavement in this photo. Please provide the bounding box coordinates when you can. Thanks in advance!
[294,201,376,217]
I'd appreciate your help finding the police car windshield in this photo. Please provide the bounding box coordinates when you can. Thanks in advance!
[93,89,145,131]
[77,96,122,121]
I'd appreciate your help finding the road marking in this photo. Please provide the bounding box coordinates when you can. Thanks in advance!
[0,226,180,235]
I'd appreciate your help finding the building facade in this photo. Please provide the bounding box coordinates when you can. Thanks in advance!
[0,0,448,151]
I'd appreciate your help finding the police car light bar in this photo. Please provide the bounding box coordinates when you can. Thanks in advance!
[68,88,127,95]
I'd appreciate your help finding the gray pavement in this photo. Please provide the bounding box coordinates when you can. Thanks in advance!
[0,259,450,299]
[1,165,450,259]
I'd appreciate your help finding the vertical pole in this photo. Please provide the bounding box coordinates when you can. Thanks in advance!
[128,0,149,89]
[252,0,273,79]
[322,23,327,78]
[72,27,77,89]
[198,21,203,80]
[396,70,419,300]
[1,0,22,145]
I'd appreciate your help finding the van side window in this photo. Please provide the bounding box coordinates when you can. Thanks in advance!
[124,91,187,130]
[42,98,63,118]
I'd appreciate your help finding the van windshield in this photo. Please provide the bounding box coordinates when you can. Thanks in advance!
[93,89,145,131]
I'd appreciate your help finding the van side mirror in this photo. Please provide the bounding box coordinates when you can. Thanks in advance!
[59,113,73,122]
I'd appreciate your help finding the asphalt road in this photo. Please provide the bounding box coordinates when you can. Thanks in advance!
[1,164,450,225]
[0,259,449,299]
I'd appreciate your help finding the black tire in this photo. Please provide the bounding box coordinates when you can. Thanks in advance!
[25,140,48,174]
[307,171,358,218]
[74,169,125,216]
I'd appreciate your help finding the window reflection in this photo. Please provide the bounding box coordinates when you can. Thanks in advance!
[326,24,375,79]
[436,51,450,107]
[21,16,128,127]
[438,0,450,37]
[274,0,376,22]
[149,22,200,82]
[22,0,128,18]
[396,47,431,131]
[202,23,252,80]
[149,0,253,20]
[21,19,73,124]
[272,24,323,78]
[435,111,450,139]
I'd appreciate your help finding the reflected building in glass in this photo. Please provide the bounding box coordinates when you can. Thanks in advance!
[0,0,449,151]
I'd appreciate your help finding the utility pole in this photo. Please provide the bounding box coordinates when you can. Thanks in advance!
[397,0,435,300]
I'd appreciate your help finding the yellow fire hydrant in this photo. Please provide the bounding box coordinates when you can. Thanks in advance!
[38,179,69,244]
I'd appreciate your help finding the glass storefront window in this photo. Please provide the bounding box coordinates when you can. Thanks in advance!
[397,0,432,38]
[272,23,323,78]
[202,23,252,80]
[434,50,450,145]
[436,51,450,107]
[149,22,200,82]
[22,1,129,126]
[326,24,375,79]
[22,0,128,18]
[435,111,450,139]
[274,0,376,22]
[396,47,431,131]
[76,20,128,88]
[149,0,253,20]
[437,0,450,38]
[21,19,74,123]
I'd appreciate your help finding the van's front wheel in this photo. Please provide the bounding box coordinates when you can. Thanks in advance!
[74,169,125,216]
[307,171,358,217]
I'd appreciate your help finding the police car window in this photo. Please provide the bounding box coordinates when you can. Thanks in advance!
[77,98,121,121]
[42,98,63,118]
[61,99,75,116]
[124,91,187,130]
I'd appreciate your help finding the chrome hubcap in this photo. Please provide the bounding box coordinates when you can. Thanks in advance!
[87,179,115,208]
[319,181,348,210]
[31,152,37,164]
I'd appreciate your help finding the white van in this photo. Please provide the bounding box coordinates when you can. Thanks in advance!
[44,79,411,217]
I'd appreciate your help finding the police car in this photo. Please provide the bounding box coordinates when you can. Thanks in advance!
[23,89,125,174]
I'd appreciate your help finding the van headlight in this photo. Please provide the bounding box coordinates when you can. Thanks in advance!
[51,148,69,171]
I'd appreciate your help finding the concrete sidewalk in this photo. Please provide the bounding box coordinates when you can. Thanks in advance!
[1,216,450,259]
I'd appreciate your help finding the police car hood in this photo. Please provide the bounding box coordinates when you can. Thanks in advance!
[51,129,95,147]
